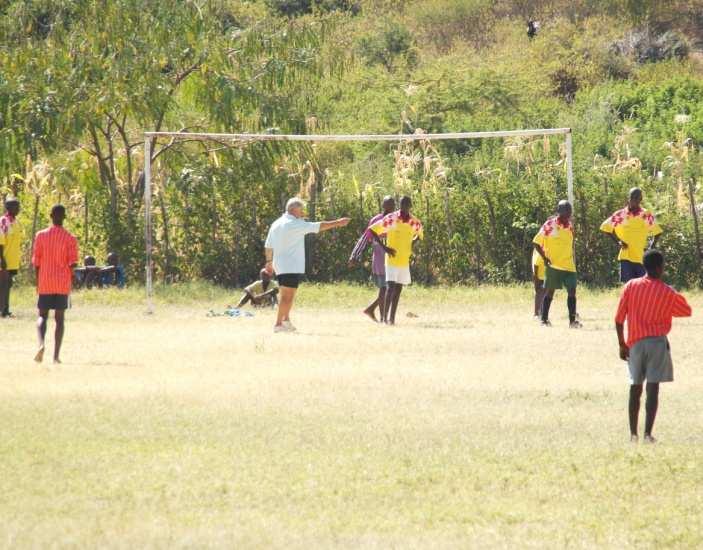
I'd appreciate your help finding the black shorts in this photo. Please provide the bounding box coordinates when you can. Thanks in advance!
[276,274,300,289]
[37,294,69,311]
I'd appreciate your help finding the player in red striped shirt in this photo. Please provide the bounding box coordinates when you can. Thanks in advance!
[32,205,79,364]
[615,250,692,443]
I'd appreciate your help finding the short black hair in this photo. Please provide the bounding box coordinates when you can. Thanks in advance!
[400,195,412,207]
[4,198,19,209]
[643,249,664,275]
[51,204,66,217]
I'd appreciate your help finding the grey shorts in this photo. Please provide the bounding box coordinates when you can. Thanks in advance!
[628,336,673,384]
[371,274,386,288]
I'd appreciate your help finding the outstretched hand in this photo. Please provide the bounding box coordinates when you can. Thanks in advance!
[385,247,396,257]
[337,218,351,227]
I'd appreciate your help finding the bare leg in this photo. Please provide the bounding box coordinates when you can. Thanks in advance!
[389,284,403,325]
[644,382,659,438]
[54,310,65,363]
[276,286,297,326]
[35,309,49,362]
[629,384,643,437]
[383,283,396,324]
[363,287,383,322]
[378,286,387,323]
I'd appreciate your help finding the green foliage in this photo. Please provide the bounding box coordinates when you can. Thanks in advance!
[357,22,416,71]
[1,0,703,289]
[266,0,360,17]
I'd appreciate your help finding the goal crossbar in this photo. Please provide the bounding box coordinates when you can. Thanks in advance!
[143,128,574,311]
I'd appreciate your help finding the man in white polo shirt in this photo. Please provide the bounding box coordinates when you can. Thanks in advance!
[265,198,350,333]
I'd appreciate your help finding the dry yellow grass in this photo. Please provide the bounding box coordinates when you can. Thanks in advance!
[1,283,702,548]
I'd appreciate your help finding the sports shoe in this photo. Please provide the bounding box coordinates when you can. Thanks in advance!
[644,435,657,444]
[569,320,583,329]
[541,319,552,327]
[282,320,297,332]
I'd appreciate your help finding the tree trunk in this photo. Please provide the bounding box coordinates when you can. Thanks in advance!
[688,176,702,265]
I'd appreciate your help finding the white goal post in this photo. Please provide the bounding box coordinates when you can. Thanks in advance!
[142,128,574,311]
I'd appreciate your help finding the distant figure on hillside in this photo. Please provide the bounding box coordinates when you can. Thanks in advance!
[369,196,423,325]
[615,250,691,444]
[236,268,279,308]
[533,200,582,328]
[527,20,540,39]
[0,197,22,318]
[265,197,350,333]
[32,204,79,364]
[348,196,397,323]
[600,187,662,284]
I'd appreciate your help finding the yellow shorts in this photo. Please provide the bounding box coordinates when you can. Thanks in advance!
[532,263,545,282]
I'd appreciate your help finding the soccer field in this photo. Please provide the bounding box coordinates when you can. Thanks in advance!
[1,284,702,548]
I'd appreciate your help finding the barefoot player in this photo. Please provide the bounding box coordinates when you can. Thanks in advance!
[369,196,423,325]
[533,200,581,328]
[348,196,396,322]
[615,249,691,443]
[32,205,79,364]
[531,247,545,319]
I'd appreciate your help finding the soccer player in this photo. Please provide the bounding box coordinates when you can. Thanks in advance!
[600,187,662,283]
[348,196,396,322]
[265,197,350,333]
[236,268,279,308]
[615,250,692,443]
[0,197,22,318]
[531,248,545,318]
[369,196,423,325]
[32,205,79,364]
[533,200,581,328]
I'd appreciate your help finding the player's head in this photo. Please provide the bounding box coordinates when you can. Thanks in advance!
[400,195,412,214]
[107,252,119,266]
[382,195,396,214]
[286,197,305,219]
[556,200,572,220]
[84,255,96,267]
[4,197,19,216]
[628,187,642,210]
[643,249,664,279]
[50,204,66,226]
[260,268,271,282]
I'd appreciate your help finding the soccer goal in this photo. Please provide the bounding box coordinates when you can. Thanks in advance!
[142,128,574,310]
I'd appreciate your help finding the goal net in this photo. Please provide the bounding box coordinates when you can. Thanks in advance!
[142,128,574,311]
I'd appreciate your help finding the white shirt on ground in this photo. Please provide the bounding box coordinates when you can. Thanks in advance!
[265,213,321,274]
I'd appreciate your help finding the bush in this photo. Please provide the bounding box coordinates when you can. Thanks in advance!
[266,0,360,17]
[357,22,416,71]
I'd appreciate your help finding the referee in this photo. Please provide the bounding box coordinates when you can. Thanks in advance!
[264,198,350,333]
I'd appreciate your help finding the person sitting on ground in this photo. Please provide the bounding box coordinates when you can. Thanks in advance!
[100,252,126,288]
[236,269,279,308]
[74,256,101,289]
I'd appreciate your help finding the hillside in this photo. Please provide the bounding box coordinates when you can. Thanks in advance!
[1,0,702,286]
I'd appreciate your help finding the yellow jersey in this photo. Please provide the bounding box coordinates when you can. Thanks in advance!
[532,216,576,272]
[0,214,23,270]
[600,207,662,264]
[369,211,423,268]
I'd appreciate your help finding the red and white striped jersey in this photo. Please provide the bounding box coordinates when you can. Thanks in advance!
[32,225,79,295]
[615,275,691,347]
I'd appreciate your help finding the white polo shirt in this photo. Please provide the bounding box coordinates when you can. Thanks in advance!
[265,213,321,275]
